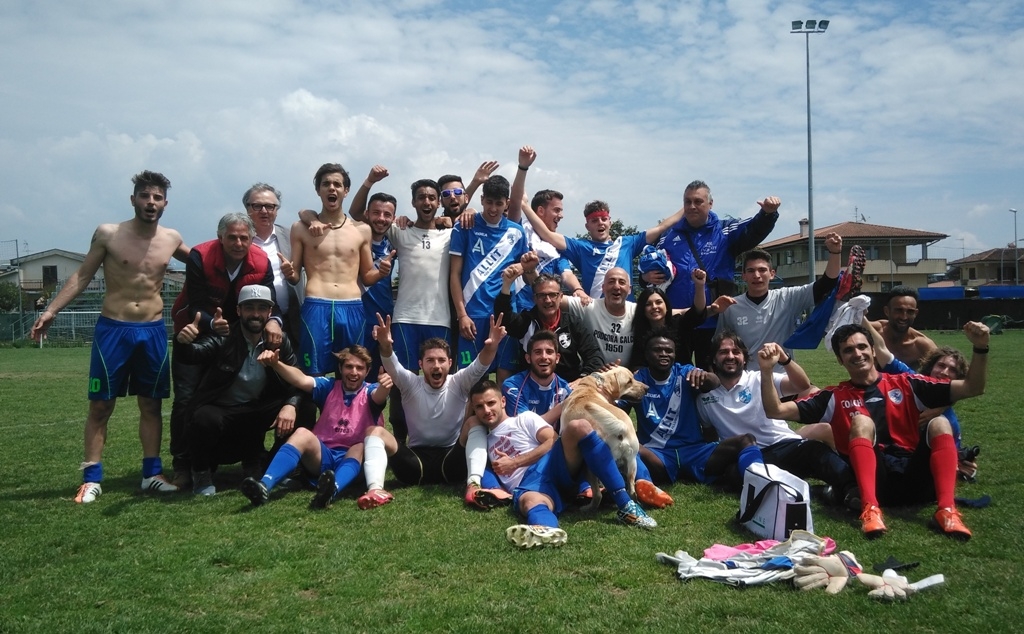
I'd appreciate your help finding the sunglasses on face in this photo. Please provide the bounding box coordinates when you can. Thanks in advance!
[441,188,465,198]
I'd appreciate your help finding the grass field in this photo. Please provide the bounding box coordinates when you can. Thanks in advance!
[1,331,1021,633]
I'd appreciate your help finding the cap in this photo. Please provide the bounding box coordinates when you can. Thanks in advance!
[237,284,274,306]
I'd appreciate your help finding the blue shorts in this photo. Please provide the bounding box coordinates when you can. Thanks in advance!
[392,322,451,371]
[318,441,353,475]
[88,316,170,401]
[512,439,576,515]
[456,316,517,371]
[300,297,366,375]
[646,442,719,484]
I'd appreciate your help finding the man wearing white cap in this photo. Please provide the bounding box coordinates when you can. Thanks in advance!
[174,285,302,496]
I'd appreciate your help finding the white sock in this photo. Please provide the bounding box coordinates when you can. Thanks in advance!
[363,435,388,491]
[466,425,488,487]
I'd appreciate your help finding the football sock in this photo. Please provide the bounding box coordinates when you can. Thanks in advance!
[334,457,362,495]
[363,435,388,491]
[465,425,488,487]
[141,456,162,479]
[82,461,103,483]
[261,444,301,491]
[481,468,501,490]
[578,431,631,508]
[525,504,559,528]
[635,455,653,482]
[929,433,958,509]
[848,437,879,507]
[737,445,764,474]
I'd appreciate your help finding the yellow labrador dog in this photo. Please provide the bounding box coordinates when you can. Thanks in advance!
[561,366,648,511]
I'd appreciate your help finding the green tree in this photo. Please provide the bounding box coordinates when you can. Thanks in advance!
[0,281,22,312]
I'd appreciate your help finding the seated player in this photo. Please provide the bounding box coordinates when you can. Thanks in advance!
[626,330,764,489]
[357,312,505,510]
[697,333,859,509]
[466,382,657,549]
[761,322,990,540]
[501,330,572,428]
[241,345,392,509]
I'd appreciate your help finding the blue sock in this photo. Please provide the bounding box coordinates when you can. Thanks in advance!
[481,468,501,490]
[578,431,631,508]
[261,444,301,491]
[525,504,559,528]
[635,455,653,482]
[738,445,764,474]
[83,462,103,483]
[333,457,362,494]
[141,457,162,479]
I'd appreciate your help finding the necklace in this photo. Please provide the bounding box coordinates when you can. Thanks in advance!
[319,213,347,230]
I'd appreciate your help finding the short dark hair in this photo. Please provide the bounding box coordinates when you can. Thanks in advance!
[527,330,559,354]
[419,337,451,360]
[742,249,774,269]
[411,179,441,200]
[830,324,873,359]
[470,379,501,398]
[481,175,510,200]
[643,327,677,353]
[583,200,610,218]
[531,189,563,211]
[437,174,463,190]
[531,273,562,292]
[369,192,397,208]
[711,330,749,368]
[887,285,919,304]
[920,346,968,379]
[314,163,351,190]
[132,170,171,196]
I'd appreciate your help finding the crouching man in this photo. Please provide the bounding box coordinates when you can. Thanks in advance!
[242,344,392,509]
[175,285,300,496]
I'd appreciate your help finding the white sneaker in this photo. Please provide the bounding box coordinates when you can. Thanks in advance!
[192,470,216,496]
[141,474,179,493]
[505,524,568,549]
[75,482,102,504]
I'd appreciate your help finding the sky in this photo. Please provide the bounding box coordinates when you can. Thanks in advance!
[2,0,1023,267]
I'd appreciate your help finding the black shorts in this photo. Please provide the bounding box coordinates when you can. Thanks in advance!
[874,439,936,506]
[389,443,466,485]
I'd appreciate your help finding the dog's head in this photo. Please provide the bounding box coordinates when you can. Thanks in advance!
[591,366,648,402]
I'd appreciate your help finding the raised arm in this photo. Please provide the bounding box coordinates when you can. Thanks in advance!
[476,314,507,369]
[762,342,812,395]
[951,321,989,402]
[521,197,566,251]
[463,160,499,206]
[507,145,535,224]
[863,315,894,367]
[348,165,389,222]
[758,343,801,420]
[645,206,686,244]
[31,225,110,340]
[258,348,315,392]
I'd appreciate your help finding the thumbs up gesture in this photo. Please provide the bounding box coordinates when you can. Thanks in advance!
[211,306,229,335]
[176,312,203,344]
[278,252,297,284]
[378,250,396,276]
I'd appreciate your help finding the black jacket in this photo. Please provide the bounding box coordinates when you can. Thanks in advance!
[495,291,603,381]
[176,324,301,413]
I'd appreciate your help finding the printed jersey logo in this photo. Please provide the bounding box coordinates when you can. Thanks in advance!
[738,387,752,404]
[887,389,904,405]
[557,331,572,349]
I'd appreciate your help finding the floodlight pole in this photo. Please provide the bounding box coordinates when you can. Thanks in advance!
[1011,208,1019,286]
[792,20,829,283]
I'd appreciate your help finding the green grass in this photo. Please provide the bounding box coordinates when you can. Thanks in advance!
[1,333,1022,633]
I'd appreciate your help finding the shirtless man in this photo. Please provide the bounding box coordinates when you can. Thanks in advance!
[870,286,936,371]
[283,163,394,376]
[30,170,189,503]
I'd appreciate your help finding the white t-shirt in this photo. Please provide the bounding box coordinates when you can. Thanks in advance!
[387,224,452,327]
[696,370,800,447]
[487,411,552,491]
[566,296,636,366]
[381,353,488,448]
